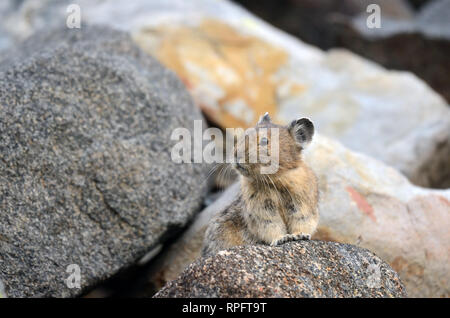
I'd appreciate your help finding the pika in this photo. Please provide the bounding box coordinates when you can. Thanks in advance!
[202,113,319,257]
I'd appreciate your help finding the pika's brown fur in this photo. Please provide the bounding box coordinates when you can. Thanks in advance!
[202,113,319,256]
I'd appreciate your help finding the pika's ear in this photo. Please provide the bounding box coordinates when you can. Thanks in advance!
[257,112,271,125]
[288,118,314,147]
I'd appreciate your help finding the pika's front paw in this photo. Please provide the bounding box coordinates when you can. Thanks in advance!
[270,234,296,246]
[270,233,311,246]
[292,233,311,241]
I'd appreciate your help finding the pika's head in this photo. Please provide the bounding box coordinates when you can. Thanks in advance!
[233,113,314,178]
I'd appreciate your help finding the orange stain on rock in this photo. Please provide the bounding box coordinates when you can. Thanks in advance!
[134,19,289,128]
[391,256,424,277]
[391,256,408,273]
[346,186,376,222]
[438,196,450,206]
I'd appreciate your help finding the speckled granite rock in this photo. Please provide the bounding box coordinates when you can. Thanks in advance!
[154,240,407,298]
[0,26,208,297]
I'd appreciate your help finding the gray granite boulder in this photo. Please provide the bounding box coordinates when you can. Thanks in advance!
[154,240,407,298]
[0,26,209,297]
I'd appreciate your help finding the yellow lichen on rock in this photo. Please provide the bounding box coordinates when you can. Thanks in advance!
[134,19,290,128]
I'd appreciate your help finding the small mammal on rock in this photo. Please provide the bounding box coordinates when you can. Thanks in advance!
[202,113,319,256]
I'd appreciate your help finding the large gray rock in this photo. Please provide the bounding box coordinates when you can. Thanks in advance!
[154,240,407,298]
[0,26,209,297]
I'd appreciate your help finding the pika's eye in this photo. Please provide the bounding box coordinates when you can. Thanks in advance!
[260,137,268,146]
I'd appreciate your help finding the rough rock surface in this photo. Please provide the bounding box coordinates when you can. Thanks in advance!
[1,0,449,188]
[150,135,450,297]
[0,26,208,297]
[307,136,450,298]
[154,240,407,298]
